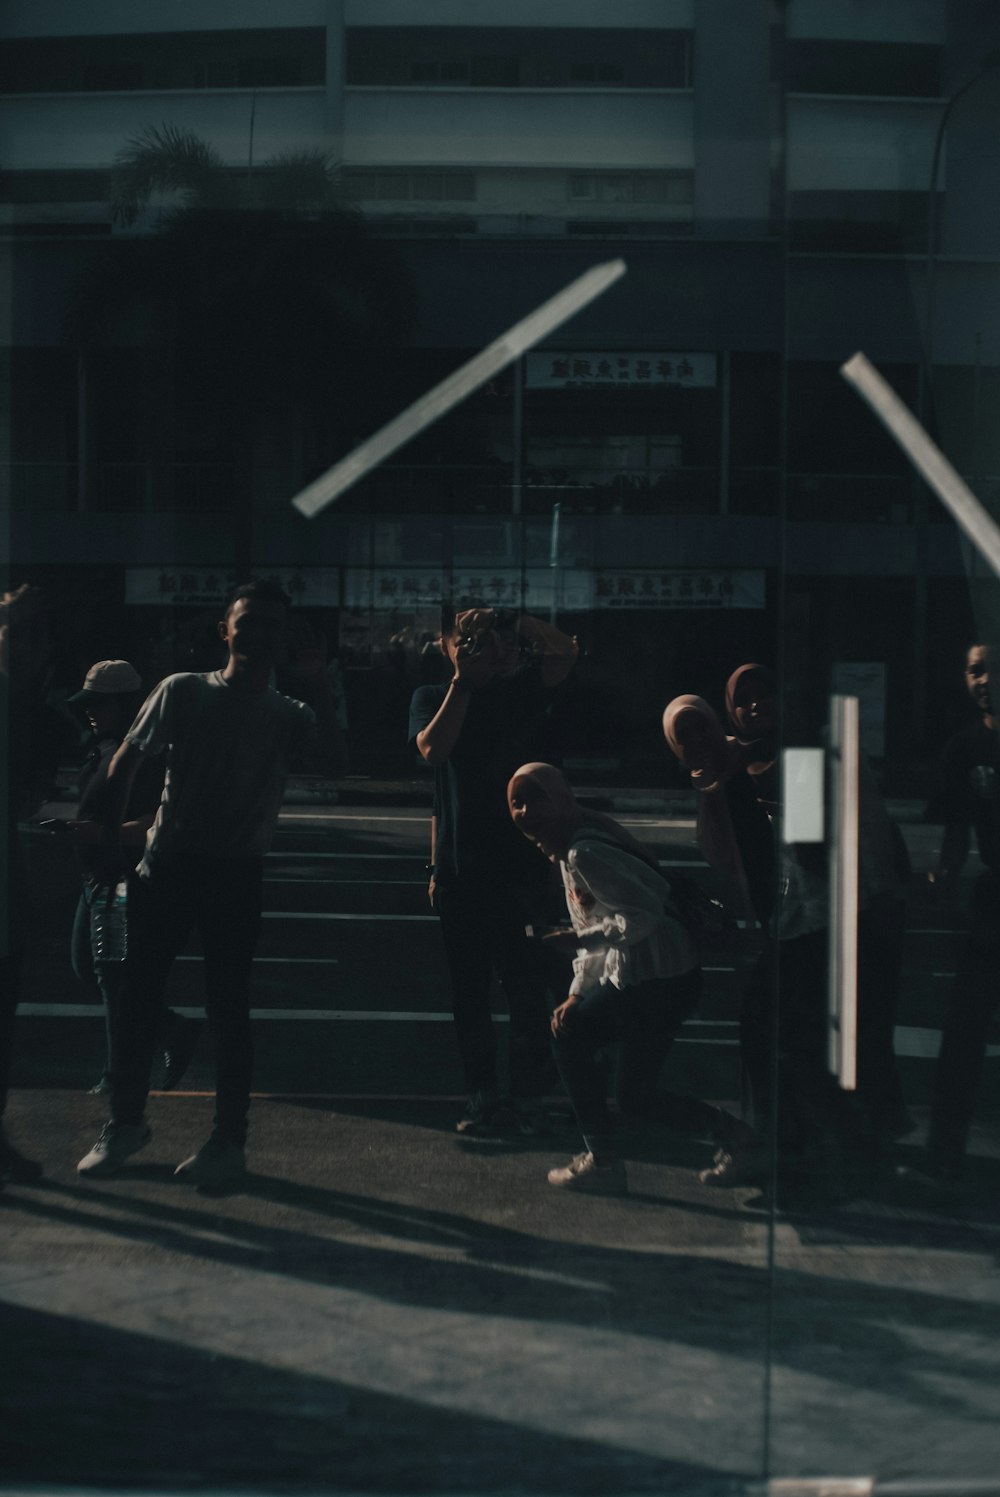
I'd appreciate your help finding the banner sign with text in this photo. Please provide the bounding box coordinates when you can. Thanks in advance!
[342,570,593,613]
[593,569,765,609]
[342,568,762,613]
[526,351,717,390]
[125,568,342,607]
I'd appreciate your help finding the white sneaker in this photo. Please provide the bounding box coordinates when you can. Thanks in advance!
[547,1151,628,1194]
[77,1121,151,1177]
[174,1135,246,1188]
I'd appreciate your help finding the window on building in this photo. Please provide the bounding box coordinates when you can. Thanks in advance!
[0,29,325,94]
[344,169,477,203]
[346,28,691,89]
[785,39,941,97]
[568,172,693,206]
[237,56,304,88]
[0,169,110,204]
[788,190,934,252]
[569,61,627,84]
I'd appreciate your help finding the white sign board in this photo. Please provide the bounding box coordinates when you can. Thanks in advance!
[125,568,341,607]
[341,568,762,613]
[527,351,717,390]
[593,569,765,610]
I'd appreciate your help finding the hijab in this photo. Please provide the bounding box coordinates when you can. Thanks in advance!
[725,663,777,748]
[724,663,779,812]
[507,762,652,866]
[662,694,741,793]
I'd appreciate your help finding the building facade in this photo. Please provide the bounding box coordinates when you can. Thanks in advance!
[3,0,1000,774]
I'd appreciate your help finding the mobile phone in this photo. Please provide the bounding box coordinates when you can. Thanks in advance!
[37,818,69,833]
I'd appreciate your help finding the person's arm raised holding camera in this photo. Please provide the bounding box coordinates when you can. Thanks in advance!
[415,609,508,767]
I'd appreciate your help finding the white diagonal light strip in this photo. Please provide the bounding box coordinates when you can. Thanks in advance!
[291,258,627,518]
[840,351,1000,579]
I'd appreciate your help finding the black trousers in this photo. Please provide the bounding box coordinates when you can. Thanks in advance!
[110,858,263,1145]
[550,968,710,1153]
[930,870,1000,1161]
[434,877,553,1097]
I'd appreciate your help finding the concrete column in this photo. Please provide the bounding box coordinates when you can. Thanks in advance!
[693,0,773,238]
[325,0,346,159]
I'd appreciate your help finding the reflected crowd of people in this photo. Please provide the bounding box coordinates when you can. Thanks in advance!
[1,579,997,1204]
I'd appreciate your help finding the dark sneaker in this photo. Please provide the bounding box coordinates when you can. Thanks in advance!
[897,1146,964,1191]
[161,1015,201,1091]
[510,1097,553,1137]
[1,1132,43,1184]
[547,1151,628,1194]
[88,1077,111,1096]
[174,1135,246,1188]
[455,1088,503,1135]
[77,1121,151,1177]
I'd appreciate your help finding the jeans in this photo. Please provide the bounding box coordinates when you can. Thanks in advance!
[551,968,710,1155]
[72,883,120,1086]
[930,870,1000,1161]
[110,857,263,1145]
[434,877,554,1097]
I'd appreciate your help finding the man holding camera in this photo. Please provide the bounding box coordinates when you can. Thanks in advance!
[409,605,578,1135]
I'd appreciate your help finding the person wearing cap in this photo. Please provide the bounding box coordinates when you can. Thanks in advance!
[64,660,201,1097]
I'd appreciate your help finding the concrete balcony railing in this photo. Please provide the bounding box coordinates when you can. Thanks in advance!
[0,88,328,173]
[344,86,694,170]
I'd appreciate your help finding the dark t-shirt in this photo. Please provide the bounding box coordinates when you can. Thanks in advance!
[926,718,1000,871]
[724,769,776,924]
[76,735,165,881]
[408,668,555,884]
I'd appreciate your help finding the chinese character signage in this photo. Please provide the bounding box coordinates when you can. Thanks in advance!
[592,570,765,610]
[526,352,717,390]
[343,570,593,613]
[342,569,761,613]
[125,568,341,607]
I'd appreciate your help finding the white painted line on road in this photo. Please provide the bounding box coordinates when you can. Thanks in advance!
[262,911,434,922]
[22,1006,996,1057]
[622,818,697,830]
[267,852,426,860]
[892,1023,1000,1058]
[264,878,424,886]
[279,811,431,822]
[175,956,340,964]
[17,1004,734,1038]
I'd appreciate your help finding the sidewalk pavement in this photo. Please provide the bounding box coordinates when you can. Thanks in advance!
[2,1089,1000,1495]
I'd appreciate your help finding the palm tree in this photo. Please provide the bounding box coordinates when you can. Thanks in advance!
[66,124,416,570]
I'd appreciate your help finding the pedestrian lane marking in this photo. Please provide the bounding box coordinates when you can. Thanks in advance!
[18,1003,734,1038]
[265,878,426,886]
[179,956,339,963]
[280,811,431,822]
[17,1007,994,1056]
[262,911,435,921]
[267,851,427,860]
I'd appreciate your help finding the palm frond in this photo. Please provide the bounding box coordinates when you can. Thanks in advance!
[253,149,345,212]
[110,123,226,226]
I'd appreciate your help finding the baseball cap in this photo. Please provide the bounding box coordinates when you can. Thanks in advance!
[70,659,142,704]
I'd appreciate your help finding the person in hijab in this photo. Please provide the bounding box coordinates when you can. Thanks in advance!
[508,762,726,1195]
[663,694,774,1186]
